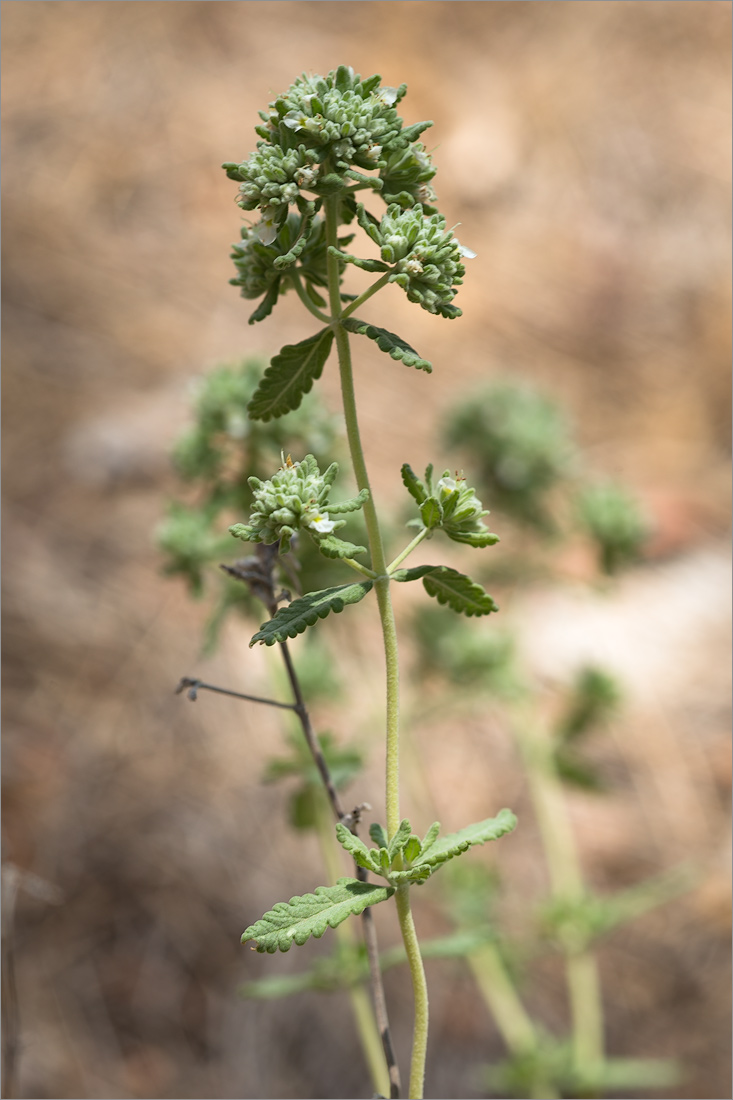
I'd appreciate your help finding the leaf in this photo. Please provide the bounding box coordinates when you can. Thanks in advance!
[249,581,373,646]
[391,564,437,583]
[416,810,517,871]
[444,528,500,548]
[335,824,380,873]
[369,823,389,850]
[242,877,394,953]
[422,567,499,617]
[247,279,281,325]
[248,329,334,421]
[400,463,428,505]
[420,497,443,528]
[403,835,422,864]
[327,488,370,514]
[419,821,441,857]
[343,318,432,372]
[313,534,368,560]
[388,819,413,863]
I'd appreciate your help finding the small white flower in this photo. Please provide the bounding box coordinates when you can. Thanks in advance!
[404,257,424,276]
[307,512,336,534]
[254,210,279,245]
[376,86,399,106]
[457,244,477,259]
[296,165,320,188]
[437,476,458,496]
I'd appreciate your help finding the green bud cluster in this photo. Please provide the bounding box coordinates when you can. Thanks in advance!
[222,65,438,269]
[253,66,428,176]
[402,463,499,548]
[380,142,437,210]
[350,203,468,318]
[230,213,330,300]
[230,454,367,554]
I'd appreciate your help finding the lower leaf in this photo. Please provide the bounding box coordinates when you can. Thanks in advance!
[242,878,394,953]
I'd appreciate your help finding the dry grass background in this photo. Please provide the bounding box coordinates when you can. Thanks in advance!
[2,3,731,1098]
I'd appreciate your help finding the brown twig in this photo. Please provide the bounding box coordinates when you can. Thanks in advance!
[215,544,402,1097]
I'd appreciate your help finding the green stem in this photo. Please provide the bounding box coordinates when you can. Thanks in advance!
[387,526,430,574]
[289,269,331,325]
[315,795,391,1099]
[467,944,558,1100]
[395,884,429,1100]
[342,556,378,581]
[325,190,429,1097]
[513,713,605,1091]
[341,271,392,320]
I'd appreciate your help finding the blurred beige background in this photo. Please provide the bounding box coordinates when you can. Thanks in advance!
[2,3,731,1098]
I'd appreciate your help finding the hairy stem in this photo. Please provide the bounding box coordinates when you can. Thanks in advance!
[289,269,331,325]
[341,271,392,320]
[315,796,391,1099]
[395,884,429,1100]
[387,526,431,574]
[326,191,429,1098]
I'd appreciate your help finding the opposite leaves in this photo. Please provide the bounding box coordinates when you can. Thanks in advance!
[336,809,517,887]
[243,877,394,953]
[248,329,334,421]
[250,581,373,646]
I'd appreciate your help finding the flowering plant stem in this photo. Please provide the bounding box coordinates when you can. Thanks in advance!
[325,192,429,1099]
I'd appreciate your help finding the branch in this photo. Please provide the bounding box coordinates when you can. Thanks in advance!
[180,543,402,1097]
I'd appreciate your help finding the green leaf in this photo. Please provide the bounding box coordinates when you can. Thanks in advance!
[385,864,433,885]
[420,497,443,528]
[388,819,413,862]
[369,823,388,849]
[444,527,500,548]
[327,488,370,514]
[335,824,379,873]
[391,564,437,583]
[420,821,441,857]
[343,318,432,372]
[403,835,422,863]
[249,581,373,646]
[333,248,390,273]
[313,534,368,560]
[243,877,394,953]
[416,810,517,871]
[422,567,499,617]
[248,329,334,421]
[248,279,281,325]
[400,463,428,505]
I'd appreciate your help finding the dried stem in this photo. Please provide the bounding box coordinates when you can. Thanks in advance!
[181,544,401,1097]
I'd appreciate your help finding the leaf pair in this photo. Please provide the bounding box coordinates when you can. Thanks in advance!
[242,810,517,953]
[247,321,432,424]
[335,810,517,887]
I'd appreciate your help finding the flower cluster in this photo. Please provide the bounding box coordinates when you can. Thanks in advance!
[230,454,367,554]
[222,67,434,239]
[380,142,437,210]
[402,463,499,548]
[355,203,469,318]
[252,66,428,175]
[430,473,497,546]
[230,214,331,300]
